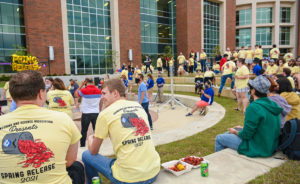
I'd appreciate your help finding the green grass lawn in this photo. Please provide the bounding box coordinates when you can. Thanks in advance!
[99,91,299,184]
[0,81,6,88]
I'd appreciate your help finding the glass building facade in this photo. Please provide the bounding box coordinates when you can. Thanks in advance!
[280,7,290,23]
[236,28,251,47]
[140,0,176,59]
[66,0,112,75]
[0,0,25,73]
[203,0,220,59]
[279,27,290,45]
[256,27,272,46]
[236,9,251,26]
[256,7,272,24]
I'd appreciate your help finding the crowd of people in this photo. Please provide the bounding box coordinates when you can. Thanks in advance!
[0,44,299,183]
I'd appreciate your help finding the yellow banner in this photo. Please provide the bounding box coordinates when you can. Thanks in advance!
[11,55,41,71]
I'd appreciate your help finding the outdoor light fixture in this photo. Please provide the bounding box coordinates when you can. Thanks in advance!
[49,46,54,61]
[196,52,200,61]
[128,49,133,61]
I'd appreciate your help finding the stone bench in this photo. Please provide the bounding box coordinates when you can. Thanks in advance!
[155,148,286,184]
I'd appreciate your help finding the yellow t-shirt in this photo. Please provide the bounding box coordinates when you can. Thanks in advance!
[189,58,194,66]
[204,71,215,78]
[134,69,141,78]
[121,70,128,80]
[283,53,294,63]
[287,76,295,89]
[222,61,236,75]
[291,66,300,75]
[200,52,207,60]
[270,48,280,59]
[47,90,74,118]
[196,62,202,71]
[277,63,289,74]
[3,82,11,99]
[213,64,220,71]
[168,59,174,67]
[156,58,162,67]
[177,55,186,65]
[266,65,278,75]
[195,74,204,79]
[246,50,254,59]
[254,48,263,59]
[262,60,269,70]
[224,51,232,58]
[235,65,249,89]
[0,105,81,184]
[95,100,160,182]
[233,52,238,61]
[238,50,246,59]
[141,66,146,73]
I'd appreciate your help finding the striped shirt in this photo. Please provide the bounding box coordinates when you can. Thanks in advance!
[77,85,101,113]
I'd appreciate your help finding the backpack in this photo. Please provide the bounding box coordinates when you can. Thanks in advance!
[278,119,300,160]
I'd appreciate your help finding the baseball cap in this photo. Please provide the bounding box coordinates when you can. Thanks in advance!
[248,75,271,94]
[269,59,275,63]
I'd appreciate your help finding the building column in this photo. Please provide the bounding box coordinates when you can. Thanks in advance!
[251,1,256,48]
[61,0,70,74]
[176,0,202,57]
[118,0,141,68]
[110,0,120,70]
[23,0,66,75]
[274,0,280,46]
[225,0,236,51]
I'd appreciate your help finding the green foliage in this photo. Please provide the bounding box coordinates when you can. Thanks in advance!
[11,45,31,56]
[104,50,118,72]
[162,45,173,60]
[0,75,11,81]
[211,45,220,58]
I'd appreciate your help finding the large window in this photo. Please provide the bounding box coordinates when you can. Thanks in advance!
[256,27,272,46]
[256,7,272,24]
[0,0,26,73]
[67,0,112,75]
[236,9,251,26]
[140,0,176,59]
[203,0,220,59]
[280,7,291,23]
[236,28,251,47]
[279,27,290,45]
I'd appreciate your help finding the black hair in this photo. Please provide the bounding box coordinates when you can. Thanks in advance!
[273,44,276,48]
[224,54,228,57]
[248,84,268,98]
[238,58,245,64]
[277,77,293,93]
[283,68,291,77]
[85,77,93,83]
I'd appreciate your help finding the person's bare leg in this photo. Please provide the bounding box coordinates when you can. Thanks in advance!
[241,92,249,113]
[237,92,242,111]
[190,104,200,114]
[75,98,79,109]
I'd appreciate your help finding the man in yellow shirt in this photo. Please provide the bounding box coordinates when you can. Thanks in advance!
[156,55,163,73]
[270,44,280,61]
[224,47,232,58]
[177,52,186,65]
[218,59,236,96]
[200,49,207,72]
[0,70,84,184]
[245,46,254,68]
[283,49,294,63]
[233,50,239,63]
[266,59,278,76]
[120,68,128,80]
[238,46,246,59]
[188,57,194,73]
[254,45,263,66]
[82,78,160,184]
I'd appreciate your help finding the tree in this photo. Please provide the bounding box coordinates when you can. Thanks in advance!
[104,50,118,74]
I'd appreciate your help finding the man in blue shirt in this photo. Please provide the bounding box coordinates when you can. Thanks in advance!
[186,81,214,116]
[138,74,153,130]
[156,74,165,103]
[252,59,262,76]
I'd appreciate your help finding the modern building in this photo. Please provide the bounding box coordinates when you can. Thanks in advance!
[0,0,236,75]
[236,0,300,57]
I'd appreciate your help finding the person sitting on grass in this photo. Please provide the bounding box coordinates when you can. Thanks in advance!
[215,75,283,157]
[186,81,214,116]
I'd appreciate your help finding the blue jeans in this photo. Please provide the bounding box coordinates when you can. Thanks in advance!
[215,132,242,152]
[82,150,158,184]
[200,59,206,72]
[218,74,235,94]
[141,102,153,129]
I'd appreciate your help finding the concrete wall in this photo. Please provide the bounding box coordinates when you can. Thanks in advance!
[23,0,66,75]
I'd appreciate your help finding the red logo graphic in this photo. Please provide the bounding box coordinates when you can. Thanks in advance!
[18,139,54,168]
[129,117,149,136]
